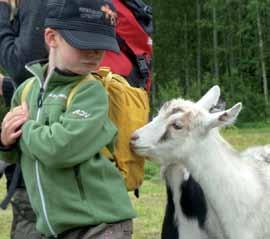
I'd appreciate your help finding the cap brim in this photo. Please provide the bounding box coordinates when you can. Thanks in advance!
[59,30,120,53]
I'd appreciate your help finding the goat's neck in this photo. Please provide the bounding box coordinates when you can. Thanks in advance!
[182,130,261,224]
[183,130,240,180]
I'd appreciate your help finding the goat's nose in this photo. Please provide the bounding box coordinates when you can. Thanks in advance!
[130,134,139,142]
[130,134,140,148]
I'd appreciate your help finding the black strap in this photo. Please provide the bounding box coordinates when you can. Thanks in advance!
[0,163,21,209]
[117,35,150,88]
[134,189,140,198]
[122,0,153,35]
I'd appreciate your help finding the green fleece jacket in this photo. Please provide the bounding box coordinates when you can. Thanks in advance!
[0,61,136,237]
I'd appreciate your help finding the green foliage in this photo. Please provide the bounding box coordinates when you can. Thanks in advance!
[144,161,160,180]
[153,0,270,123]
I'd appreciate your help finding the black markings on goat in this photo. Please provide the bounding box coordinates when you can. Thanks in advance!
[162,175,207,239]
[180,175,207,228]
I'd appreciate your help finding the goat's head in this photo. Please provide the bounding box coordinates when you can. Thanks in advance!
[130,85,242,165]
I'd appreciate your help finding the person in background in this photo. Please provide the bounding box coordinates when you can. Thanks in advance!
[0,0,47,104]
[0,0,136,238]
[0,0,47,238]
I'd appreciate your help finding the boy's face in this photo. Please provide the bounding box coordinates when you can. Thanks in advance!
[45,28,105,75]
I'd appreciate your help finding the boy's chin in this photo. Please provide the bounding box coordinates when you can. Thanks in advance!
[72,68,92,75]
[79,70,91,75]
[76,66,98,75]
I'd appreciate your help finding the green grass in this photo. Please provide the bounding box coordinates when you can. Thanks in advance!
[0,178,12,239]
[131,179,166,239]
[1,126,270,239]
[222,126,270,150]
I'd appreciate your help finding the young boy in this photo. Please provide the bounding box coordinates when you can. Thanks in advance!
[0,0,136,238]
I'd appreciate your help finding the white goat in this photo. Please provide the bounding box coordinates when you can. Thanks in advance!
[131,86,270,239]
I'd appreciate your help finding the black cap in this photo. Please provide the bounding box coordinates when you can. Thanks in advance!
[45,0,120,53]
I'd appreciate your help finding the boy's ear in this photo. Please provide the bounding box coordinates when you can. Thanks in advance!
[44,28,59,48]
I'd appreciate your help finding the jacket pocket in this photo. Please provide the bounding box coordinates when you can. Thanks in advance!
[73,165,86,200]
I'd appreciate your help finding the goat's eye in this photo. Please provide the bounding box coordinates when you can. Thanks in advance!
[172,122,183,130]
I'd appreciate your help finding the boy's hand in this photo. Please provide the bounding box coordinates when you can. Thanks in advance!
[1,102,29,147]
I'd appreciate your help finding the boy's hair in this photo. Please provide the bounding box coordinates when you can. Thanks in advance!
[44,0,120,53]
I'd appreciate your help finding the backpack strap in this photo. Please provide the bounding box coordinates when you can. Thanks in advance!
[66,71,114,160]
[66,76,93,108]
[20,75,95,108]
[97,67,130,87]
[116,35,150,89]
[0,163,21,209]
[21,79,35,103]
[122,0,153,35]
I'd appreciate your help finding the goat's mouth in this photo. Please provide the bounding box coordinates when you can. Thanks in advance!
[130,145,152,156]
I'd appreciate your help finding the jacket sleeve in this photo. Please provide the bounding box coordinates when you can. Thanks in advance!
[0,1,47,85]
[20,80,117,168]
[0,79,31,163]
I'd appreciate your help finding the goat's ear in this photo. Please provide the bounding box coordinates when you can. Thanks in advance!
[205,103,242,129]
[197,85,220,111]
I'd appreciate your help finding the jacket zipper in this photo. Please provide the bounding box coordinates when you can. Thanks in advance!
[25,66,57,238]
[74,165,86,200]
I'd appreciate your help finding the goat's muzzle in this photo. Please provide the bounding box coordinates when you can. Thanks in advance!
[129,133,139,150]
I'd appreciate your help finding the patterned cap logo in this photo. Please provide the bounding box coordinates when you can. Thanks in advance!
[101,4,117,26]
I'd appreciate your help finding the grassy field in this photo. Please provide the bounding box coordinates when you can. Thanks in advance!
[0,126,270,239]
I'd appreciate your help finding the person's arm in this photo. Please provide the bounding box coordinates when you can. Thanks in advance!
[20,80,117,168]
[0,0,47,85]
[0,80,29,163]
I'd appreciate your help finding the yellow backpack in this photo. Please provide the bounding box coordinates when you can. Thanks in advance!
[21,67,150,193]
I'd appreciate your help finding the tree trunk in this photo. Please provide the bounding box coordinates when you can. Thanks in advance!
[196,0,202,95]
[184,13,189,96]
[150,79,157,119]
[237,1,243,83]
[227,0,234,96]
[256,1,268,105]
[212,3,219,82]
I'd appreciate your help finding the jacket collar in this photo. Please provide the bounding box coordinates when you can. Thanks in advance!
[25,59,87,87]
